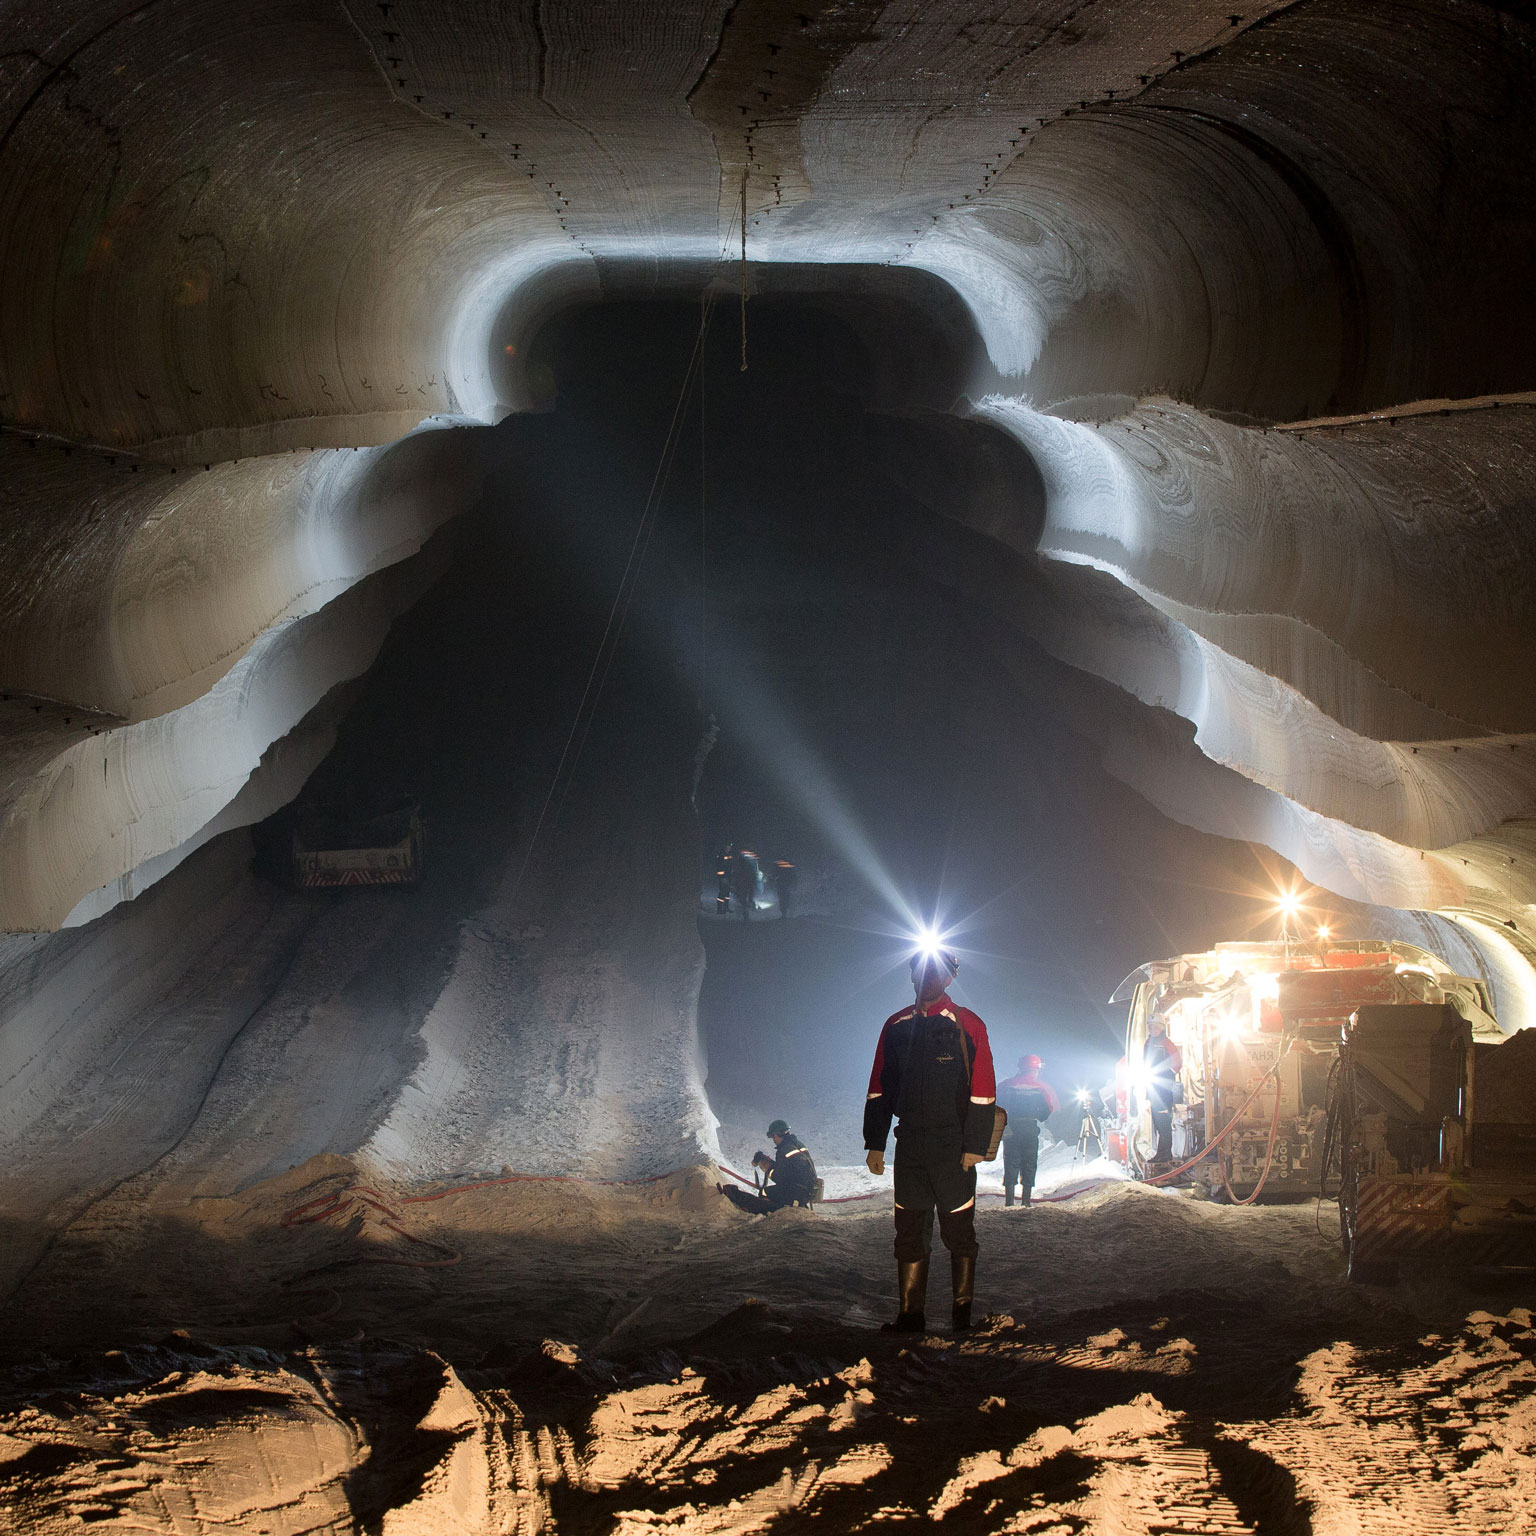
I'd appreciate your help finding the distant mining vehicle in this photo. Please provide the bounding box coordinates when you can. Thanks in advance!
[1108,938,1536,1277]
[290,798,424,888]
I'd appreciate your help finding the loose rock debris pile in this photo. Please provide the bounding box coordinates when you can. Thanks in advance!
[3,1177,1535,1532]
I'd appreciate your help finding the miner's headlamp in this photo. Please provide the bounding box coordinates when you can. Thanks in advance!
[909,928,959,980]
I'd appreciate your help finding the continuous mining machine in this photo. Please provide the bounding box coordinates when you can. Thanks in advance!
[1108,938,1536,1279]
[289,798,425,888]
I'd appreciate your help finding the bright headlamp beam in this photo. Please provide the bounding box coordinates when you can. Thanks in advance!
[913,925,947,959]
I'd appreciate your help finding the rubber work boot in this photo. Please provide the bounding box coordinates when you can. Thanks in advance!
[951,1253,976,1332]
[1003,1190,1014,1208]
[880,1258,929,1332]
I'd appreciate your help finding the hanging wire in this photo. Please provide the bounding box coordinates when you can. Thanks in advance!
[700,288,709,707]
[507,187,747,909]
[547,299,717,837]
[698,175,748,714]
[504,296,719,904]
[739,169,749,372]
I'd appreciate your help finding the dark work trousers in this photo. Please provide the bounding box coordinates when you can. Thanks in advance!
[723,1184,799,1215]
[893,1127,979,1261]
[1002,1126,1040,1203]
[1150,1107,1174,1164]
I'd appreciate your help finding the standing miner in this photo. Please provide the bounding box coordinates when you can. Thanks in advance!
[730,849,760,920]
[714,850,733,916]
[863,943,997,1333]
[1144,1006,1183,1170]
[997,1054,1060,1207]
[769,859,798,920]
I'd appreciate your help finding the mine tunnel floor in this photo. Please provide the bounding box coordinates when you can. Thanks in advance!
[2,1169,1532,1531]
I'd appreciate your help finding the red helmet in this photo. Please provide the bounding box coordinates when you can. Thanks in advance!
[1022,1053,1043,1072]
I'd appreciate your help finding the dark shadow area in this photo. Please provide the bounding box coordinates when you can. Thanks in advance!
[516,297,1308,1165]
[258,291,1335,1170]
[0,292,1343,1316]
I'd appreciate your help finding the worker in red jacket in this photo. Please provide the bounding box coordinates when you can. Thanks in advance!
[864,944,997,1333]
[996,1054,1060,1207]
[1145,1007,1184,1169]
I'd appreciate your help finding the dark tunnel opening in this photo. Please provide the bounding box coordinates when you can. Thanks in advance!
[253,292,1327,1179]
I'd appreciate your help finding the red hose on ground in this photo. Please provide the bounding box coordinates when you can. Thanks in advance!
[281,1185,462,1267]
[716,1162,881,1204]
[1218,1067,1286,1206]
[1031,1182,1101,1204]
[281,1165,700,1266]
[715,1162,759,1189]
[721,1165,1096,1206]
[284,1154,1109,1250]
[282,1159,883,1251]
[1139,1047,1290,1188]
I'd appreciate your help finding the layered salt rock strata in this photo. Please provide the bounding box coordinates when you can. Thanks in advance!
[1,0,1530,944]
[0,662,716,1293]
[935,399,1536,924]
[0,0,1530,1237]
[0,422,489,931]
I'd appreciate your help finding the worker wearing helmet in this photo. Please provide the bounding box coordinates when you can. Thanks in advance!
[1144,1007,1184,1169]
[997,1054,1060,1207]
[769,859,798,920]
[719,1119,818,1213]
[730,849,760,921]
[864,946,997,1333]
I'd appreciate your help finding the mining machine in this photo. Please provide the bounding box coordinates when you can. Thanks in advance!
[1109,938,1536,1279]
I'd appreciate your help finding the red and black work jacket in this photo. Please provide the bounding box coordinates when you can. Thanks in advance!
[998,1073,1060,1129]
[864,993,997,1157]
[1144,1031,1183,1111]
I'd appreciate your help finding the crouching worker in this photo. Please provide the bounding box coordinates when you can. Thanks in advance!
[718,1120,817,1213]
[864,944,997,1333]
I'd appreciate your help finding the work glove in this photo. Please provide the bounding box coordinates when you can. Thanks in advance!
[960,1153,983,1172]
[865,1149,885,1176]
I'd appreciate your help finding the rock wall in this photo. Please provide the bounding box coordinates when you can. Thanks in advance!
[0,0,1533,1223]
[0,426,719,1292]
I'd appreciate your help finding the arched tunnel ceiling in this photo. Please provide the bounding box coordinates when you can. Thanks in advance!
[1,0,1534,966]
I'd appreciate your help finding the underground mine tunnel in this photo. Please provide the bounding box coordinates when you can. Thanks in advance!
[3,0,1536,1529]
